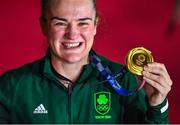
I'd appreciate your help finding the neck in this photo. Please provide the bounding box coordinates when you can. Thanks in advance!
[51,56,89,82]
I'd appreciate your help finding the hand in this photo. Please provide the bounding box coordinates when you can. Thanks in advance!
[142,62,173,106]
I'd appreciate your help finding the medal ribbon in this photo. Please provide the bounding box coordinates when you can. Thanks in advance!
[90,50,145,96]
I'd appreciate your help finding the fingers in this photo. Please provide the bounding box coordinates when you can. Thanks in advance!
[142,62,173,96]
[143,73,171,96]
[143,71,166,88]
[143,62,173,86]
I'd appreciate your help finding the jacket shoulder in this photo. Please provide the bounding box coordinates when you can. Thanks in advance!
[0,57,45,82]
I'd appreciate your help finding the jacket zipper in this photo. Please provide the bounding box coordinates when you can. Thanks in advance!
[44,74,73,123]
[68,84,72,124]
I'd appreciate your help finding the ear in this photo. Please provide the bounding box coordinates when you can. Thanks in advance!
[39,17,48,36]
[95,16,100,25]
[94,17,99,35]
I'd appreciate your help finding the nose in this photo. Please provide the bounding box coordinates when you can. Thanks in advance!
[65,24,80,40]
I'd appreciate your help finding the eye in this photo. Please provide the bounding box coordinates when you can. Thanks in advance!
[54,22,67,26]
[78,22,89,26]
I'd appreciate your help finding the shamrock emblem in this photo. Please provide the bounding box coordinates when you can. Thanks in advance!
[97,94,108,105]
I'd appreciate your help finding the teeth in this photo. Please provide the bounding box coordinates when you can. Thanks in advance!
[63,43,80,48]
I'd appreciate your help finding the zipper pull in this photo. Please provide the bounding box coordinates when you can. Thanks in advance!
[68,84,72,95]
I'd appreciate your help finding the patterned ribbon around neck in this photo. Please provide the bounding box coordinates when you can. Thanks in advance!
[89,50,145,96]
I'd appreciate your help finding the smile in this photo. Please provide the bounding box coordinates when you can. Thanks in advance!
[62,42,82,49]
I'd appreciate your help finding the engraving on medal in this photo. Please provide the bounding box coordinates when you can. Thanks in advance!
[126,47,154,75]
[133,53,147,67]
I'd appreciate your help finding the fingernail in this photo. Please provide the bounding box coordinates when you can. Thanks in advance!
[147,63,152,66]
[142,71,146,75]
[144,66,148,70]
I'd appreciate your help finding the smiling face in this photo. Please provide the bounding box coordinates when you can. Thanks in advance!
[41,0,98,64]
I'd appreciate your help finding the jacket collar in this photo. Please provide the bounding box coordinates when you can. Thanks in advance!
[40,49,95,84]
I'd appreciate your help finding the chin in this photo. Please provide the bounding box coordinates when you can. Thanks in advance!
[63,55,88,64]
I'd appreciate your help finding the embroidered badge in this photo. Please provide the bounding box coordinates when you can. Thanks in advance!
[94,91,112,119]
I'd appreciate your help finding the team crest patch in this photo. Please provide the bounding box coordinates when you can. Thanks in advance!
[94,91,111,116]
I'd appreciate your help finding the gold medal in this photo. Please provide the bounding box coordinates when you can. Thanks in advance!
[126,47,154,75]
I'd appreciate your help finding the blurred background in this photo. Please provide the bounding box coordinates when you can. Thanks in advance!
[0,0,179,123]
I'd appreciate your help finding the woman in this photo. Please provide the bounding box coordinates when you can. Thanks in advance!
[0,0,172,123]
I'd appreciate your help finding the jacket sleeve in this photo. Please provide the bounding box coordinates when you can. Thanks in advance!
[0,74,11,123]
[121,71,170,124]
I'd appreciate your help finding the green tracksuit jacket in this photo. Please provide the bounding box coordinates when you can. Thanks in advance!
[0,51,169,124]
